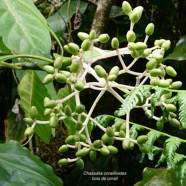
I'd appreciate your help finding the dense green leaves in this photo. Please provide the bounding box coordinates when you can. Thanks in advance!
[0,0,51,55]
[0,140,63,186]
[18,70,51,144]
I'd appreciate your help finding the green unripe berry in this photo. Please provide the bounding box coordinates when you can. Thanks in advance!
[139,144,150,153]
[145,23,155,35]
[158,79,170,88]
[42,74,54,84]
[94,65,107,78]
[78,32,89,41]
[64,105,72,116]
[89,30,97,40]
[100,147,110,156]
[69,75,77,84]
[150,68,164,77]
[152,53,163,61]
[76,159,84,169]
[114,122,122,131]
[64,45,71,53]
[162,40,171,51]
[120,123,126,131]
[59,145,69,153]
[65,135,75,144]
[58,158,68,166]
[142,49,151,58]
[98,34,110,43]
[24,118,34,125]
[101,133,114,145]
[150,78,159,86]
[75,122,83,131]
[43,65,55,74]
[81,39,91,51]
[44,99,57,108]
[127,42,137,51]
[166,104,177,112]
[73,134,81,141]
[54,56,63,69]
[49,115,59,128]
[107,145,118,154]
[75,104,85,114]
[156,120,164,131]
[170,81,182,89]
[137,135,148,145]
[109,66,120,77]
[122,139,131,150]
[154,39,165,47]
[89,150,97,161]
[68,43,80,55]
[136,42,147,50]
[126,30,136,42]
[30,106,38,119]
[169,118,181,128]
[107,74,117,81]
[122,1,132,15]
[24,127,34,137]
[106,127,115,137]
[80,134,87,142]
[146,59,157,70]
[93,140,102,149]
[70,62,81,73]
[56,73,67,83]
[59,70,71,78]
[76,148,89,157]
[131,50,140,58]
[130,6,143,23]
[165,66,177,77]
[75,80,84,91]
[119,130,126,138]
[44,108,52,116]
[111,37,119,49]
[169,112,177,118]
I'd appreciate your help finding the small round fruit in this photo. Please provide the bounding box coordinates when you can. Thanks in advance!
[59,145,69,153]
[145,23,154,35]
[24,127,34,137]
[137,135,148,145]
[49,115,59,128]
[98,34,110,43]
[78,32,89,41]
[75,148,89,158]
[30,106,38,119]
[111,37,119,49]
[165,66,177,77]
[106,127,115,137]
[122,1,132,15]
[89,150,97,161]
[54,56,63,69]
[76,159,84,169]
[93,140,102,149]
[58,158,68,166]
[100,147,110,156]
[107,145,118,154]
[94,65,107,78]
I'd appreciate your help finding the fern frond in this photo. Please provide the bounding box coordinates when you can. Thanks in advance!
[180,161,186,185]
[150,87,164,114]
[156,152,166,167]
[165,137,182,169]
[147,130,162,146]
[115,85,151,116]
[130,125,144,139]
[177,91,186,128]
[148,146,162,160]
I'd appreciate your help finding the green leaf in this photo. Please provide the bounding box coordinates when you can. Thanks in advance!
[47,0,88,36]
[177,91,186,128]
[0,37,11,54]
[134,167,186,186]
[0,140,63,186]
[0,0,51,55]
[115,85,151,116]
[18,70,51,144]
[164,35,186,61]
[93,115,115,128]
